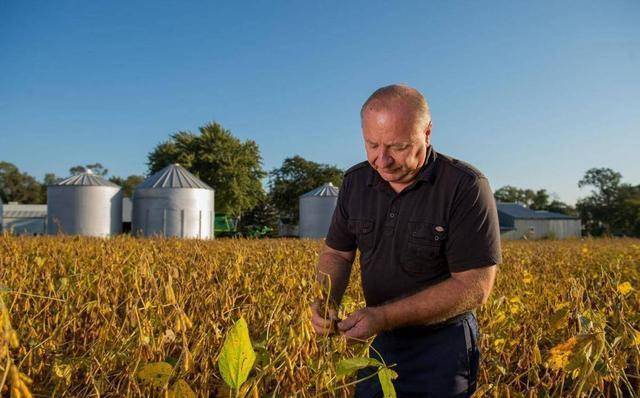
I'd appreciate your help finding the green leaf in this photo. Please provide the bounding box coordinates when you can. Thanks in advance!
[168,379,196,398]
[336,357,383,378]
[378,367,398,398]
[217,317,256,390]
[137,362,173,388]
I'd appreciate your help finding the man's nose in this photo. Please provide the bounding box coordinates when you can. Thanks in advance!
[376,147,394,169]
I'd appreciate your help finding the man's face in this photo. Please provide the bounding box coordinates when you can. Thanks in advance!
[361,102,431,184]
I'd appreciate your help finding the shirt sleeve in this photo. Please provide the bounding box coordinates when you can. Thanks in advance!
[445,176,502,272]
[325,176,357,252]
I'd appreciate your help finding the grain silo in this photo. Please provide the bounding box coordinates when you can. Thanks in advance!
[132,164,215,239]
[299,182,339,239]
[47,170,123,236]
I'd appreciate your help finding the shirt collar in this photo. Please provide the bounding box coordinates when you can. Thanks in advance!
[367,146,438,188]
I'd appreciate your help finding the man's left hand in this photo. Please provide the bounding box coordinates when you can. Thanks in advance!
[337,307,387,342]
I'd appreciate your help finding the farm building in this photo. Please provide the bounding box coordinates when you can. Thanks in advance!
[0,202,48,235]
[497,202,581,240]
[47,170,123,237]
[299,182,339,239]
[132,164,215,239]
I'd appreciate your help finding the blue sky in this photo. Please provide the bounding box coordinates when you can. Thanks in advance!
[1,1,638,205]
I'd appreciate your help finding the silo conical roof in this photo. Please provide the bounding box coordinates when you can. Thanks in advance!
[137,164,212,190]
[55,170,119,187]
[301,182,339,197]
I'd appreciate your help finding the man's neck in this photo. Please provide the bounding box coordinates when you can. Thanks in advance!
[389,181,410,194]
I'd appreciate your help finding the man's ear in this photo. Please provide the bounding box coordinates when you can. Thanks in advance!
[424,120,432,145]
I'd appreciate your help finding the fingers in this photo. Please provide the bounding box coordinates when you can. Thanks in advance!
[311,301,339,322]
[337,310,361,333]
[343,328,366,343]
[310,301,338,335]
[337,309,375,343]
[342,321,368,344]
[311,310,335,334]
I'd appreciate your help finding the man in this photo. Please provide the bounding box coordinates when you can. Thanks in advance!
[310,84,501,397]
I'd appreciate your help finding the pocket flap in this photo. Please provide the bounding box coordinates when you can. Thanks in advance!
[348,219,375,234]
[358,220,374,234]
[409,221,447,242]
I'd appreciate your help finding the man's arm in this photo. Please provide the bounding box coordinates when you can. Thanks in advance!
[338,265,497,340]
[310,244,356,335]
[379,265,496,328]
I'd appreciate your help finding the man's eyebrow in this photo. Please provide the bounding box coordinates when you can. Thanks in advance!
[388,141,411,147]
[365,139,411,147]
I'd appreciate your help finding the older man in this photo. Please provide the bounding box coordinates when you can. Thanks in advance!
[310,84,501,397]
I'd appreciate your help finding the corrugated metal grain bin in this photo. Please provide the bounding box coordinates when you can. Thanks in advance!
[132,164,215,239]
[47,171,122,236]
[299,182,339,239]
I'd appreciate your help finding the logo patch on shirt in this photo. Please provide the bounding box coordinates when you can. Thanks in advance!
[433,225,447,241]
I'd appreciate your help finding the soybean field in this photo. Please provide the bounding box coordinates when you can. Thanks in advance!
[0,237,638,397]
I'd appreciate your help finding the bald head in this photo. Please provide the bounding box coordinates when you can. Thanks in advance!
[360,84,431,131]
[360,84,433,191]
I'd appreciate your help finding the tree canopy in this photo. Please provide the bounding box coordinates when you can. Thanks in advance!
[237,194,280,238]
[41,173,63,202]
[69,163,108,176]
[269,156,343,224]
[147,122,266,216]
[0,162,45,204]
[109,175,145,197]
[494,185,575,216]
[577,168,640,236]
[494,186,549,209]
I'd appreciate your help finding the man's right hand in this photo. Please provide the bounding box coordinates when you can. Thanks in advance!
[310,299,340,336]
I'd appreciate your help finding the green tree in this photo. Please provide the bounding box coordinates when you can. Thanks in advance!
[69,163,108,176]
[577,168,640,236]
[578,168,622,200]
[546,200,578,217]
[237,195,280,238]
[615,185,640,236]
[494,185,532,206]
[147,122,266,216]
[0,162,45,204]
[494,185,574,215]
[43,173,61,185]
[109,175,145,197]
[41,173,62,202]
[269,156,343,224]
[494,185,546,208]
[529,189,550,210]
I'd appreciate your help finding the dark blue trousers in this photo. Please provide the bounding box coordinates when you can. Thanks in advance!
[354,312,480,398]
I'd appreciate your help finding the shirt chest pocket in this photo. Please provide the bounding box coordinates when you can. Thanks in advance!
[401,221,447,276]
[348,219,376,259]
